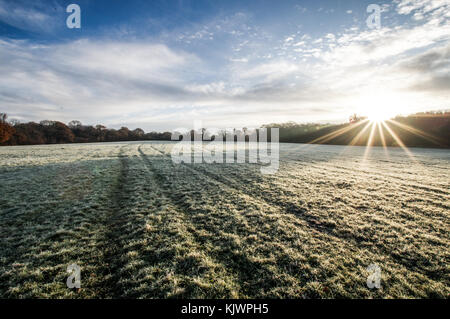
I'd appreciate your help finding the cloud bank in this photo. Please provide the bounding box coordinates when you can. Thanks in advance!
[0,0,448,130]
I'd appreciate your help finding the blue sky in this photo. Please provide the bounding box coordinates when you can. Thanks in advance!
[0,0,449,131]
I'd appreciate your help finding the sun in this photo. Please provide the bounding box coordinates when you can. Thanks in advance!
[367,109,391,122]
[355,92,406,123]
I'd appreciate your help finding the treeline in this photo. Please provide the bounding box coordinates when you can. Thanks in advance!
[264,111,450,148]
[0,116,171,146]
[1,111,449,148]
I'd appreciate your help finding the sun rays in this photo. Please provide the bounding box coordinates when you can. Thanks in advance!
[308,119,369,145]
[386,119,446,147]
[308,115,444,163]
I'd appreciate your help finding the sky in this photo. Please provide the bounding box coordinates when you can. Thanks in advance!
[0,0,449,131]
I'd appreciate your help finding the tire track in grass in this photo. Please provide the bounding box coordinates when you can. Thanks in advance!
[137,146,307,297]
[148,144,367,241]
[130,145,247,298]
[148,145,348,238]
[147,144,449,291]
[137,146,261,296]
[97,144,173,298]
[189,162,449,283]
[95,144,151,298]
[191,155,448,228]
[153,143,447,231]
[89,144,240,298]
[142,145,384,297]
[137,144,450,297]
[137,150,242,298]
[148,144,423,298]
[97,144,195,298]
[94,145,129,298]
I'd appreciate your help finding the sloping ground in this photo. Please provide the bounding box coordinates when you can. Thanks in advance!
[0,142,448,298]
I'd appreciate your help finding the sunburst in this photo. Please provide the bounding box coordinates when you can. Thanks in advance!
[308,114,442,163]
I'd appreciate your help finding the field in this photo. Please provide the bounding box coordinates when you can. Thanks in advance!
[0,141,449,298]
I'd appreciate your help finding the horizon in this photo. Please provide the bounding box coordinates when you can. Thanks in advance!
[0,0,449,131]
[3,108,450,133]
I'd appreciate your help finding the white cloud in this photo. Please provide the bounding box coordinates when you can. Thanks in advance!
[0,1,449,129]
[229,57,248,62]
[325,33,336,41]
[284,36,294,43]
[0,39,202,125]
[396,0,449,15]
[293,41,305,47]
[0,0,63,33]
[238,61,299,81]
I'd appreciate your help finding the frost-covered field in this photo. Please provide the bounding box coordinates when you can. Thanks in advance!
[0,141,448,298]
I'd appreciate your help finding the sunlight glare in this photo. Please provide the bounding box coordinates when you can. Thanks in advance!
[355,91,407,123]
